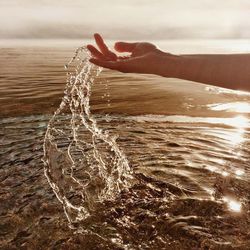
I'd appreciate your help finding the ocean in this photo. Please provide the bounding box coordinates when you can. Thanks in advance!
[0,39,250,249]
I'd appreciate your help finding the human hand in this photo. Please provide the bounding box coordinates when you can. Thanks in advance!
[87,33,178,76]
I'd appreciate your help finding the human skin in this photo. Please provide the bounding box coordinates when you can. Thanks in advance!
[87,33,250,92]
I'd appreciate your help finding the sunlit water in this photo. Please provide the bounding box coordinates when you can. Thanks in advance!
[1,39,250,249]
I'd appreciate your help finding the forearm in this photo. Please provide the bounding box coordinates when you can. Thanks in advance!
[160,53,250,92]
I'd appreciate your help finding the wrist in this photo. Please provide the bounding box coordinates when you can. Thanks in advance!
[157,52,183,78]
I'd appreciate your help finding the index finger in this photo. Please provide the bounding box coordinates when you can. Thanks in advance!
[94,33,117,60]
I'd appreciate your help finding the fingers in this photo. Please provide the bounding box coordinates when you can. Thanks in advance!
[94,33,109,54]
[86,44,106,60]
[94,33,117,60]
[114,42,137,53]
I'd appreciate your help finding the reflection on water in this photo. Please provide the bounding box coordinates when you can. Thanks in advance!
[222,171,229,177]
[235,169,244,176]
[223,197,242,213]
[128,114,249,128]
[218,115,247,146]
[1,41,250,249]
[208,102,250,113]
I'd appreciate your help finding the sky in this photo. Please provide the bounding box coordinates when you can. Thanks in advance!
[1,0,250,39]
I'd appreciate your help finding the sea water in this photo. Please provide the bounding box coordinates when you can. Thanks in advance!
[1,39,250,249]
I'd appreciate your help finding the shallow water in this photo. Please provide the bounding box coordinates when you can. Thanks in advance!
[1,39,250,249]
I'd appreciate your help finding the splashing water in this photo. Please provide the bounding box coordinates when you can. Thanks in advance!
[43,46,133,228]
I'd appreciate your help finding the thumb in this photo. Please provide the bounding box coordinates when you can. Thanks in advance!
[114,42,137,53]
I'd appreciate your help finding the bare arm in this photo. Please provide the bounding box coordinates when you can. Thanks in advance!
[170,54,250,91]
[87,34,250,92]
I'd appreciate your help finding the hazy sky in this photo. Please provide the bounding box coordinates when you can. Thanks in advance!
[1,0,250,39]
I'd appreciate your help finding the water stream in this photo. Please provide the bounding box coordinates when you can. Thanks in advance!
[43,47,133,229]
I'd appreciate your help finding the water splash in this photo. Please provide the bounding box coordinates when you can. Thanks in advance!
[43,46,132,228]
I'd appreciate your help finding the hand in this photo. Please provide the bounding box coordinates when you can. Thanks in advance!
[87,33,177,76]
